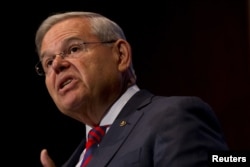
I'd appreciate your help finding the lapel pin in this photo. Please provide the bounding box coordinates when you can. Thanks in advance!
[120,120,127,126]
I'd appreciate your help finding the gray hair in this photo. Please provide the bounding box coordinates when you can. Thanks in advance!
[35,11,136,81]
[35,11,126,55]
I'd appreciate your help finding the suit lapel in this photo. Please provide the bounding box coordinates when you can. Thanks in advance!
[87,90,154,167]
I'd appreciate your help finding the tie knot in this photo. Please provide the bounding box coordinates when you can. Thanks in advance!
[81,125,110,167]
[87,125,109,145]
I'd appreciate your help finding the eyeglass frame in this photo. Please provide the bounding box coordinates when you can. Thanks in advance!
[35,40,116,76]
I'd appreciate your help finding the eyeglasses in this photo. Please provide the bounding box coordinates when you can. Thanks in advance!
[35,40,116,76]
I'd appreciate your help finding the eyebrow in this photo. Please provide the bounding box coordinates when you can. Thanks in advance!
[40,37,84,60]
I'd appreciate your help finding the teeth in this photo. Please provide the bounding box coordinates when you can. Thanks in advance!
[62,79,72,87]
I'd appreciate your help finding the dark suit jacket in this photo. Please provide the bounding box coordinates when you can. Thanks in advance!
[62,90,228,167]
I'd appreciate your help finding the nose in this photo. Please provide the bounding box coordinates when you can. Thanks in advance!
[51,55,70,74]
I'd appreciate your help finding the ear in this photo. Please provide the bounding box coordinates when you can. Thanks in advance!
[114,39,132,72]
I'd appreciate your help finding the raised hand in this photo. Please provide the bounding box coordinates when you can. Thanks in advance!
[40,149,56,167]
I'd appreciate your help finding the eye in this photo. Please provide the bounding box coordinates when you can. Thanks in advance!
[42,57,54,69]
[67,43,84,55]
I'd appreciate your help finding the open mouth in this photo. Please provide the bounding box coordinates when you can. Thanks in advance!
[60,78,73,89]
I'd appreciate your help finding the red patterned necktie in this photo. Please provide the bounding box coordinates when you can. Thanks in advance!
[80,125,109,167]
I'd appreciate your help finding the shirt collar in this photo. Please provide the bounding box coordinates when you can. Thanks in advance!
[86,84,140,136]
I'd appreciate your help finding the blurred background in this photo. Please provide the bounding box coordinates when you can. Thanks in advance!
[19,0,250,166]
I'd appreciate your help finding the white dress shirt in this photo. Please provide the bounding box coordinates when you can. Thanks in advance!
[76,84,140,167]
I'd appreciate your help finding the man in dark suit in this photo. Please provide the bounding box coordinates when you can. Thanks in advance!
[35,11,228,167]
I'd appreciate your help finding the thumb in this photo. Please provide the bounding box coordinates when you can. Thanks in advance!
[40,149,56,167]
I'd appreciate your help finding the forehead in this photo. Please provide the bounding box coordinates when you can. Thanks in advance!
[41,18,92,51]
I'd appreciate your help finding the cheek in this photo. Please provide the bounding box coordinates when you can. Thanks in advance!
[77,52,118,85]
[45,78,55,96]
[77,57,104,78]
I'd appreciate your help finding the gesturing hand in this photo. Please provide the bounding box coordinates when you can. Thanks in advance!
[40,149,56,167]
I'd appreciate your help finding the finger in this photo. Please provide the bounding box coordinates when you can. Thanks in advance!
[40,149,56,167]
